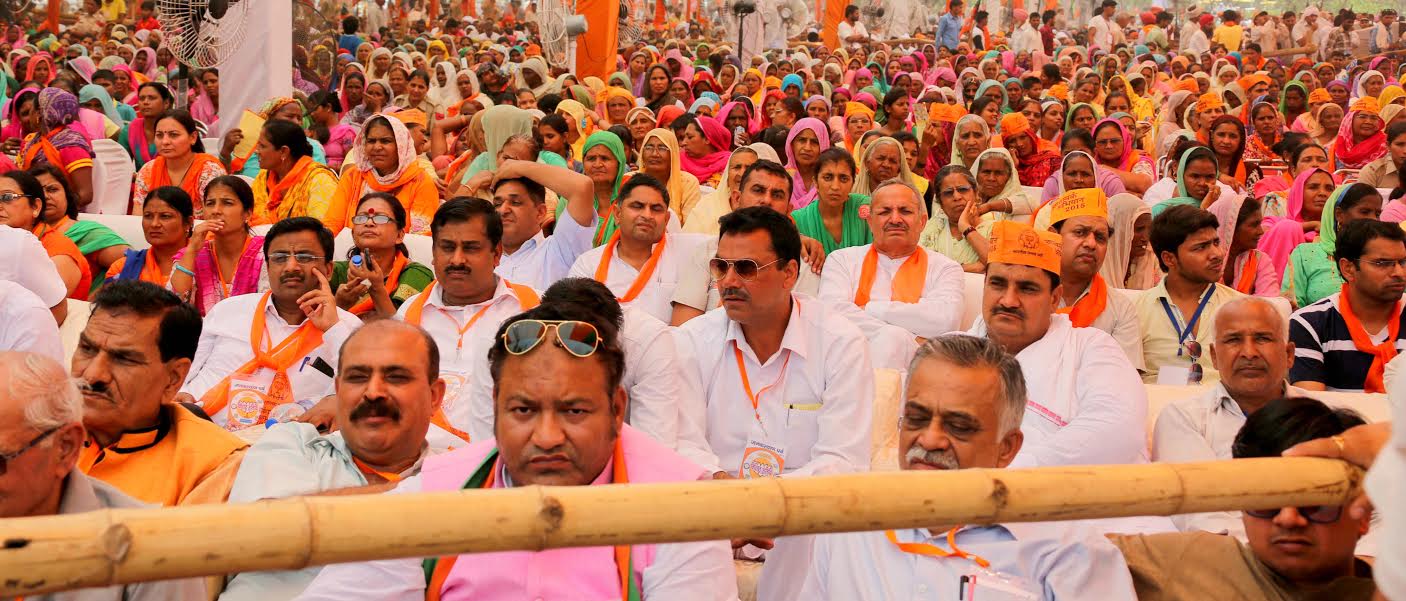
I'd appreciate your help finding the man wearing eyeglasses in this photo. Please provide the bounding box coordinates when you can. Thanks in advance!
[569,174,708,325]
[1112,397,1377,601]
[971,221,1148,469]
[797,335,1139,600]
[293,302,738,600]
[0,350,207,599]
[177,217,362,432]
[1289,220,1406,393]
[1135,204,1242,385]
[818,179,965,340]
[674,206,874,601]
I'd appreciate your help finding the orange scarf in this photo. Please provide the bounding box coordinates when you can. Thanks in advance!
[264,155,316,213]
[20,130,63,169]
[853,246,928,307]
[404,280,541,442]
[329,162,435,234]
[347,253,408,316]
[1056,275,1108,328]
[1234,253,1259,294]
[594,231,666,303]
[199,291,327,423]
[145,153,220,198]
[1337,284,1401,394]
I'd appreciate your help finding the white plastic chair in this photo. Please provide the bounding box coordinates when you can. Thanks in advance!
[89,138,134,214]
[79,213,146,250]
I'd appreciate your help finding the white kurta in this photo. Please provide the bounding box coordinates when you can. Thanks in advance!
[568,233,707,325]
[0,280,62,362]
[495,211,597,292]
[969,314,1149,468]
[182,294,361,427]
[817,244,966,339]
[1055,281,1145,370]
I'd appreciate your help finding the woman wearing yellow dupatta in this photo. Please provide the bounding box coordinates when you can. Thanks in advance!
[843,101,876,155]
[324,114,440,235]
[596,85,636,126]
[251,120,339,225]
[556,99,597,164]
[631,128,700,222]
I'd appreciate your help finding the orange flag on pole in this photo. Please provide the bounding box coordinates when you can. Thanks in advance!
[821,0,846,50]
[575,0,619,81]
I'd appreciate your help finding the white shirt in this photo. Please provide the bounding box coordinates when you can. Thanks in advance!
[0,224,67,307]
[568,233,707,324]
[818,244,965,339]
[1012,23,1042,55]
[797,523,1139,600]
[1055,281,1145,370]
[1143,177,1238,210]
[1368,353,1406,599]
[394,278,536,443]
[838,20,868,46]
[292,473,739,601]
[1152,382,1311,537]
[1185,29,1211,55]
[495,211,597,292]
[0,280,62,362]
[183,293,361,426]
[1088,14,1113,50]
[969,314,1149,468]
[675,293,874,476]
[672,237,822,315]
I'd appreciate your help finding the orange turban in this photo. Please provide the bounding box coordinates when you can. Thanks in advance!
[396,109,428,128]
[1308,88,1332,104]
[1236,74,1271,95]
[1173,78,1199,94]
[1196,92,1225,112]
[846,102,876,122]
[1000,112,1032,137]
[1049,83,1070,101]
[1350,97,1381,115]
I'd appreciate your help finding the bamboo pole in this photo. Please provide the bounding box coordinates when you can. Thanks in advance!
[0,457,1362,596]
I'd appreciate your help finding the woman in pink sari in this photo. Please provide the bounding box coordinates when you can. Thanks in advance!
[1256,167,1335,276]
[168,175,266,315]
[678,115,733,189]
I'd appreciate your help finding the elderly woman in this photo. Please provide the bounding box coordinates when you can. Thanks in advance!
[325,114,440,235]
[919,165,991,272]
[1333,97,1388,170]
[17,88,94,209]
[678,115,732,190]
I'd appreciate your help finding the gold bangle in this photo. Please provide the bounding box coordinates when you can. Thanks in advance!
[1331,434,1346,454]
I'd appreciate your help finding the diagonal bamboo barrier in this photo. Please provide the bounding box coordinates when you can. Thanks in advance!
[0,457,1362,596]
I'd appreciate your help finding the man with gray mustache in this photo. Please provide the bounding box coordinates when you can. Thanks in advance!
[796,334,1138,600]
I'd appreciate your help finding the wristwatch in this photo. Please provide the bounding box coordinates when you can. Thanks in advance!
[962,226,977,238]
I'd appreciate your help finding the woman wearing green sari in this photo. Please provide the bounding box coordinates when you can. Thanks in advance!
[30,164,130,297]
[555,131,627,246]
[792,147,871,255]
[1282,183,1384,308]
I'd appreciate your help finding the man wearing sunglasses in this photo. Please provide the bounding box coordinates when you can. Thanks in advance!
[0,350,207,599]
[675,206,874,601]
[1113,397,1377,600]
[1135,204,1240,385]
[1289,220,1406,394]
[220,320,446,600]
[569,174,708,325]
[818,179,965,340]
[178,217,361,433]
[973,221,1148,469]
[294,302,738,600]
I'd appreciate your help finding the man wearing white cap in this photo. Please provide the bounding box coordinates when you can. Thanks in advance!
[1180,5,1203,53]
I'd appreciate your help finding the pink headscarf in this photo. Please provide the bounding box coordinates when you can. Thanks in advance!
[717,100,758,134]
[1091,118,1140,171]
[785,117,831,208]
[664,48,695,83]
[678,115,733,183]
[1256,167,1331,275]
[24,53,54,84]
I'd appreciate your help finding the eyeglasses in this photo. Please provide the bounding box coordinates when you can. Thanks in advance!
[352,214,395,226]
[709,257,782,281]
[1244,505,1343,524]
[1359,258,1406,270]
[939,185,974,198]
[502,319,601,357]
[0,426,60,476]
[642,144,670,155]
[267,251,326,265]
[0,192,31,205]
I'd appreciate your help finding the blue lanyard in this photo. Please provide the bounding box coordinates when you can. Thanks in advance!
[1159,285,1215,356]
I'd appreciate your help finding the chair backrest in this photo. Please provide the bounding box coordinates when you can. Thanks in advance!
[59,299,91,364]
[79,213,146,250]
[959,271,984,330]
[89,138,134,214]
[202,138,221,155]
[1022,185,1043,204]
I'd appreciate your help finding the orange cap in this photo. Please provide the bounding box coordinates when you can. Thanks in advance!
[1049,188,1109,226]
[989,221,1063,274]
[1196,92,1225,112]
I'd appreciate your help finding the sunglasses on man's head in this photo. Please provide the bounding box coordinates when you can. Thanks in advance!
[501,319,600,358]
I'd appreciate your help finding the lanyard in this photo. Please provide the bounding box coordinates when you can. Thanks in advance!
[733,343,792,424]
[1158,285,1215,356]
[883,527,991,568]
[436,302,496,351]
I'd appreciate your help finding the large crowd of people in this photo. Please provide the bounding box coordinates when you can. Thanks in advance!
[2,0,1406,599]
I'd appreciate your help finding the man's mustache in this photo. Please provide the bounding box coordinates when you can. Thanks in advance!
[350,396,401,423]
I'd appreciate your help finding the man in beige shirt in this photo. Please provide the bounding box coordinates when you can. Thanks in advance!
[1357,121,1405,190]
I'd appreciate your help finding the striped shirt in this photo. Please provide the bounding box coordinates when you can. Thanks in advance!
[1289,292,1406,391]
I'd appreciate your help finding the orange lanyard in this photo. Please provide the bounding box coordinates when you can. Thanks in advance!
[353,456,405,483]
[733,343,791,423]
[436,302,497,351]
[210,235,253,298]
[884,527,991,568]
[594,231,667,303]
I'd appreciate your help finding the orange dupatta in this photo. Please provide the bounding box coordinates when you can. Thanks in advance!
[199,291,327,423]
[20,131,63,170]
[1233,253,1259,294]
[145,153,221,198]
[264,155,316,213]
[403,280,541,442]
[1337,284,1402,394]
[1056,275,1108,328]
[853,246,928,307]
[593,231,666,303]
[347,253,408,316]
[327,162,436,234]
